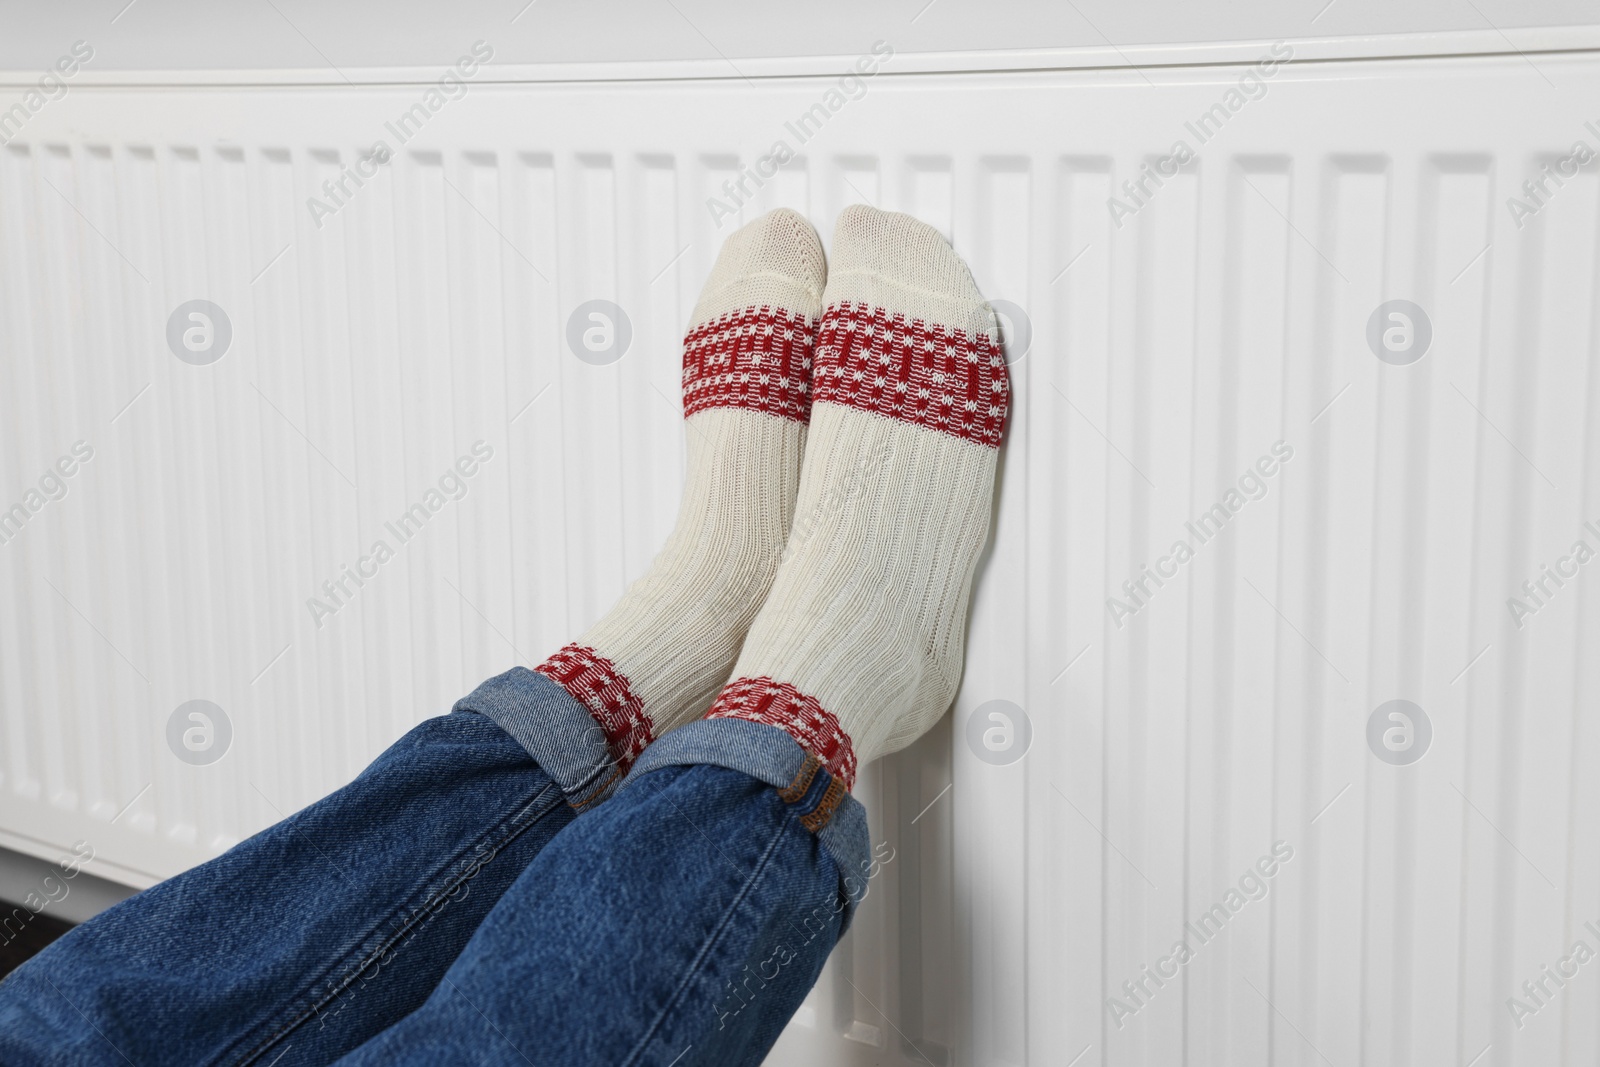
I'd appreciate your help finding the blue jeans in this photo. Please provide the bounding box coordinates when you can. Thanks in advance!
[0,668,873,1066]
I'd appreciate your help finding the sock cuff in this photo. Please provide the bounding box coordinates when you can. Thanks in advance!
[533,643,655,771]
[813,300,1009,449]
[683,304,816,423]
[705,675,859,790]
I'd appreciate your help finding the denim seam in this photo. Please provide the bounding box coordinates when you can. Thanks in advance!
[570,760,627,812]
[616,793,795,1067]
[556,749,616,808]
[224,778,565,1067]
[456,669,627,808]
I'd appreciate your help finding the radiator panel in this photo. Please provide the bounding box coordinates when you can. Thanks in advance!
[1,55,1598,1066]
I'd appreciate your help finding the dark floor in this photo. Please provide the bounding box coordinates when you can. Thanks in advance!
[0,910,75,981]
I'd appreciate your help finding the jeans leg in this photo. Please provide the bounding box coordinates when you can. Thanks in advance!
[0,667,615,1067]
[332,718,876,1067]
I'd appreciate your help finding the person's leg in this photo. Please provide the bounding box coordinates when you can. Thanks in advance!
[0,667,616,1067]
[329,205,1003,1067]
[331,718,876,1067]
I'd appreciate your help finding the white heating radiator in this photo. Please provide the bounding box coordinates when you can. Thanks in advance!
[4,18,1600,1067]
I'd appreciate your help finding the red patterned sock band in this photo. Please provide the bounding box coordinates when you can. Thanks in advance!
[682,305,815,423]
[705,676,859,790]
[534,643,654,771]
[813,300,1009,448]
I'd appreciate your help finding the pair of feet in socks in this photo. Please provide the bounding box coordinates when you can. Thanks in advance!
[536,205,1010,793]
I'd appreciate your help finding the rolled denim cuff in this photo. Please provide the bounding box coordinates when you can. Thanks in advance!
[454,667,626,809]
[623,717,873,930]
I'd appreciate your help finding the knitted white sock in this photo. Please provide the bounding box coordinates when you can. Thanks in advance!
[535,208,825,773]
[705,205,1010,790]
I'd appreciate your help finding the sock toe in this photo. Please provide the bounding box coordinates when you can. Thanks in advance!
[826,205,993,339]
[690,207,826,327]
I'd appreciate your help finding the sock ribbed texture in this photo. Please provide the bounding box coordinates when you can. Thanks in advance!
[705,205,1010,790]
[536,207,825,773]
